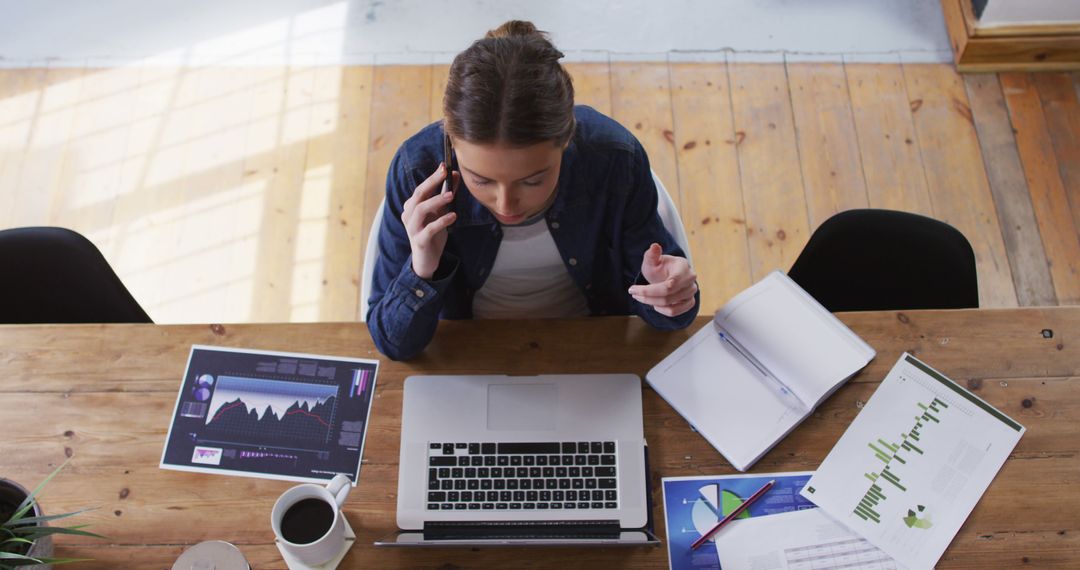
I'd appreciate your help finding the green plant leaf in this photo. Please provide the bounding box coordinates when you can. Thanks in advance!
[26,557,94,566]
[6,508,97,527]
[17,526,106,540]
[0,551,41,561]
[0,537,32,546]
[11,459,71,522]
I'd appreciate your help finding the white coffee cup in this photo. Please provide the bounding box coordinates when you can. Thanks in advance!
[271,474,352,566]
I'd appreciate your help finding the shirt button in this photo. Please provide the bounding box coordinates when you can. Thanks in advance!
[414,289,425,298]
[568,258,578,266]
[551,222,560,229]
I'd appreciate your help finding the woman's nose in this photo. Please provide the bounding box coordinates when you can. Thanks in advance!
[495,187,515,212]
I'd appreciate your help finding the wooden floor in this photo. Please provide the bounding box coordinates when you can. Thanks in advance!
[0,62,1077,323]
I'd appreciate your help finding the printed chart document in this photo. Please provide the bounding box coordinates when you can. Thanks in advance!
[647,271,876,470]
[662,472,817,570]
[161,345,379,485]
[801,353,1025,569]
[714,508,898,570]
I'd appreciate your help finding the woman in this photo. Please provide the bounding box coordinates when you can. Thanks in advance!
[367,20,699,360]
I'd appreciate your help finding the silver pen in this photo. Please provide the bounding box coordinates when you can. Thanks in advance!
[713,319,805,409]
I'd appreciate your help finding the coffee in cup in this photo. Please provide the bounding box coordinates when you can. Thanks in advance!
[271,474,352,566]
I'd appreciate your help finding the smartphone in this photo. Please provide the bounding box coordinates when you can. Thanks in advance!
[441,133,454,195]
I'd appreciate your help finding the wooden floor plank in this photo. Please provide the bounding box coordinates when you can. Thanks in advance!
[1001,73,1080,305]
[247,66,317,322]
[155,65,235,322]
[6,62,1080,322]
[47,66,142,258]
[0,68,48,230]
[201,67,287,323]
[69,66,145,262]
[11,65,86,227]
[313,66,374,322]
[669,61,751,310]
[903,64,1017,308]
[565,61,613,116]
[1034,73,1080,241]
[728,61,810,280]
[844,62,934,215]
[287,67,343,323]
[107,66,188,321]
[610,60,680,210]
[149,67,264,323]
[429,63,450,123]
[0,69,18,229]
[133,66,210,319]
[965,73,1058,307]
[362,65,433,267]
[787,62,869,228]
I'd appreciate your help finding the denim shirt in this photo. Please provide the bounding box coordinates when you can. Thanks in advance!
[367,106,700,360]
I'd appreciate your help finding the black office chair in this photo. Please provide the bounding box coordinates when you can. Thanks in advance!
[788,210,978,312]
[0,227,153,324]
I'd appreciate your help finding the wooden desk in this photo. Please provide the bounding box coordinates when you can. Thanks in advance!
[1,308,1077,568]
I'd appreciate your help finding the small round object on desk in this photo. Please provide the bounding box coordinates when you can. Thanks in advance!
[172,540,250,570]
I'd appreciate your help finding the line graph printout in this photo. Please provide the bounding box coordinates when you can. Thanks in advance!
[161,345,379,485]
[801,353,1024,569]
[205,376,339,446]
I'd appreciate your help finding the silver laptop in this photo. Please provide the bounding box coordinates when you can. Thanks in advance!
[376,374,658,547]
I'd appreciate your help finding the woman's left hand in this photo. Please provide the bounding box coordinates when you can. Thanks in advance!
[628,243,698,317]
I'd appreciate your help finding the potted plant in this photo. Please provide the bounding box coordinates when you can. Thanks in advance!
[1,460,103,569]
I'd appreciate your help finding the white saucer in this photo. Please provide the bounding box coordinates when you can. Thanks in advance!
[275,515,356,570]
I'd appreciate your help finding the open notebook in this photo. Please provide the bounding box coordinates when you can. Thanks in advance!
[646,271,876,471]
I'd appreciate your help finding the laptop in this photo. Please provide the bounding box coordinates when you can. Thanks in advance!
[375,373,659,547]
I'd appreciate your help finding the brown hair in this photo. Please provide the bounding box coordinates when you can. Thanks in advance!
[443,20,575,147]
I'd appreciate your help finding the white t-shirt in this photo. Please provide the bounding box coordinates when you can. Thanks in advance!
[472,217,590,319]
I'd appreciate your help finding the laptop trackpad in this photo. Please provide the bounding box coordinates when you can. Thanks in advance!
[487,383,557,431]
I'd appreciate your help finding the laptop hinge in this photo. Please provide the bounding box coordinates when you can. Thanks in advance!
[423,520,622,540]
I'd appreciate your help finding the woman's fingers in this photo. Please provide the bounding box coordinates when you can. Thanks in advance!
[628,257,697,304]
[417,211,458,243]
[630,279,698,306]
[651,295,697,317]
[403,164,448,219]
[407,191,454,233]
[415,164,448,200]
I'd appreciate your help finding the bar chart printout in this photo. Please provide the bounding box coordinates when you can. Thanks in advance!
[800,353,1024,569]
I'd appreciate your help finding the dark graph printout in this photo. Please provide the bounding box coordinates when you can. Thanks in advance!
[160,345,378,484]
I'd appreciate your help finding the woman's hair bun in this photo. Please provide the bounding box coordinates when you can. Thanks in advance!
[485,20,544,40]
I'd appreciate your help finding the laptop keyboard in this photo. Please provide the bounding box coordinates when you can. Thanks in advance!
[426,441,618,512]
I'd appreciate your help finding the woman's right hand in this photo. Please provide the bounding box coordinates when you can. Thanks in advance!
[401,163,459,280]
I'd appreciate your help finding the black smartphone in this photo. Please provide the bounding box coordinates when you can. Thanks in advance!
[441,133,454,195]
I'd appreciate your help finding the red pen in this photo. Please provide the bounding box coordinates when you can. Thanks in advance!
[690,479,775,550]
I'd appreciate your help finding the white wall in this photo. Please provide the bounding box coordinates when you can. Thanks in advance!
[980,0,1080,27]
[0,0,952,66]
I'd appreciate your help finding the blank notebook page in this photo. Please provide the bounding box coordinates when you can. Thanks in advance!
[717,273,869,407]
[651,324,806,465]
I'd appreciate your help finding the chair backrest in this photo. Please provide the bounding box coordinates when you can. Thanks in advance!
[359,202,384,321]
[787,209,978,312]
[0,227,152,324]
[652,171,692,266]
[358,170,692,321]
